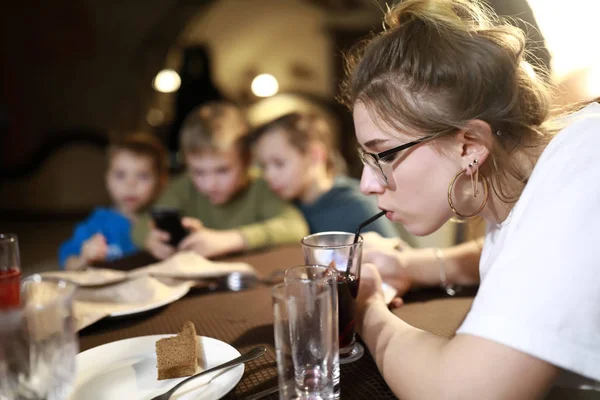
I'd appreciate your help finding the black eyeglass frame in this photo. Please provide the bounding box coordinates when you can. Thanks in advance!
[358,137,430,186]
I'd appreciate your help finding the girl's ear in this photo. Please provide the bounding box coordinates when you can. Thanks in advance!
[454,119,493,175]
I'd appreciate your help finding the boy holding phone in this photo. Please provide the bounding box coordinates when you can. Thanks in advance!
[133,101,309,260]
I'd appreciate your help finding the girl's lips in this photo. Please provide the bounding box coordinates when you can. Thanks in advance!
[380,208,400,222]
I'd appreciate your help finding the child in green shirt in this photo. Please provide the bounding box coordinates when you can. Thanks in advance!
[133,102,308,259]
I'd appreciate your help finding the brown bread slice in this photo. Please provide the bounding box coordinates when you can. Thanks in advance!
[156,321,200,380]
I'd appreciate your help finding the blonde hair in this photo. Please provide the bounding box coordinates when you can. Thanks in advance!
[251,112,346,175]
[342,0,558,203]
[180,101,250,161]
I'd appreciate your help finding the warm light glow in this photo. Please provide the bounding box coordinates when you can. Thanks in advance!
[152,69,181,93]
[587,68,600,98]
[251,74,279,97]
[528,1,600,80]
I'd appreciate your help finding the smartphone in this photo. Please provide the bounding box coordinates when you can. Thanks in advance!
[150,207,188,247]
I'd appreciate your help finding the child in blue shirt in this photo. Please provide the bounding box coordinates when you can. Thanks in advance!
[251,112,398,237]
[59,134,168,270]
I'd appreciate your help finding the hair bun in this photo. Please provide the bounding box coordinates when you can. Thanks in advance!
[384,0,493,33]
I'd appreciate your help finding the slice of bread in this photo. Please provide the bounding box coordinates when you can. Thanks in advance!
[156,321,200,380]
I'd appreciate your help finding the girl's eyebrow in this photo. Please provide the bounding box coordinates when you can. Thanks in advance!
[363,138,389,149]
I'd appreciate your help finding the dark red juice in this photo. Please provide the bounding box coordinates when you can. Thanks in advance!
[0,267,21,309]
[337,272,359,352]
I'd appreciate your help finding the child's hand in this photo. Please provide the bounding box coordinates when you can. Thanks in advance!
[178,229,244,258]
[81,233,108,264]
[181,217,203,232]
[145,227,175,260]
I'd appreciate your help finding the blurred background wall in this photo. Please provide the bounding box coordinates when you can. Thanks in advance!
[2,0,600,267]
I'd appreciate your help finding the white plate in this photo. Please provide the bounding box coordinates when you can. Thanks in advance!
[71,335,244,400]
[107,284,190,318]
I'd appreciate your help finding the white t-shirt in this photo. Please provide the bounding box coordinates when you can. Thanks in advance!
[456,103,600,390]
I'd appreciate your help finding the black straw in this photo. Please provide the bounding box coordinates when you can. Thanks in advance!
[354,210,386,239]
[346,210,386,277]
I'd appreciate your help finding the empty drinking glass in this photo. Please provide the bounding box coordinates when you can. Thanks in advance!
[0,275,78,400]
[284,265,339,398]
[273,276,336,400]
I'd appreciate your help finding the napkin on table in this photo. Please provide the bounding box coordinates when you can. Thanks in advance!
[73,276,192,331]
[45,252,256,331]
[40,268,128,287]
[130,251,256,280]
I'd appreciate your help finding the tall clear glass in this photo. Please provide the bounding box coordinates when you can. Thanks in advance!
[284,265,340,398]
[273,277,336,400]
[301,232,364,363]
[0,275,78,400]
[0,233,21,309]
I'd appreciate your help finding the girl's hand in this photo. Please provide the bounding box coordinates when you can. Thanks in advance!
[363,249,413,297]
[356,263,387,334]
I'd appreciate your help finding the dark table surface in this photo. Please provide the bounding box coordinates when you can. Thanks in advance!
[79,245,475,399]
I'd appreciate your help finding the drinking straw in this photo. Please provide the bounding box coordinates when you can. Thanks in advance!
[346,210,386,278]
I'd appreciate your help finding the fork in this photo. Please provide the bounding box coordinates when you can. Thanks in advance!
[150,346,266,400]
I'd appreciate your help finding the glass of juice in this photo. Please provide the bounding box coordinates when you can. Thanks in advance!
[301,232,364,364]
[0,233,21,309]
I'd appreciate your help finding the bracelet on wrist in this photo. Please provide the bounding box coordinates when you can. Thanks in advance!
[434,248,457,296]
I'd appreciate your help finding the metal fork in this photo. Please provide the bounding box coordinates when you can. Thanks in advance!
[244,385,280,400]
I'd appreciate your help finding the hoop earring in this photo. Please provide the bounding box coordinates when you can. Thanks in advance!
[470,159,480,197]
[447,161,489,218]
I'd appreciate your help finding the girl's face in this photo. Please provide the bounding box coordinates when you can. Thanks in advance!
[353,102,460,236]
[254,130,313,201]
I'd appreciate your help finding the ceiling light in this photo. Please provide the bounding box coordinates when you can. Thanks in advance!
[251,74,279,97]
[153,69,181,93]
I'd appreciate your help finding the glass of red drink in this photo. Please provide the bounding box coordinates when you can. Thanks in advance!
[301,232,364,364]
[0,233,21,309]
